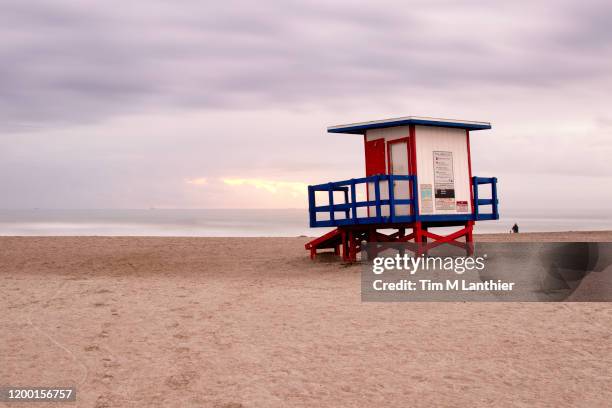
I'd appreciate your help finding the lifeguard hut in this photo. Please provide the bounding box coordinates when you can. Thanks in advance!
[305,116,499,261]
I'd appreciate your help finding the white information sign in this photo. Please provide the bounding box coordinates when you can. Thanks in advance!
[433,151,455,210]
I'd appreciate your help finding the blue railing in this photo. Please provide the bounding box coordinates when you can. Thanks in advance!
[308,175,499,228]
[473,176,499,221]
[308,175,417,228]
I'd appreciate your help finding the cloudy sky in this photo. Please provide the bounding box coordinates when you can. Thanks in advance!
[1,0,611,214]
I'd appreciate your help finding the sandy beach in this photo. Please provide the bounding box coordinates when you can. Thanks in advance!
[1,232,611,407]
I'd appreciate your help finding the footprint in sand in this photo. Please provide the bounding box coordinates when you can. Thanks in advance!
[101,373,114,384]
[95,289,112,294]
[102,357,119,369]
[94,394,112,408]
[165,371,199,390]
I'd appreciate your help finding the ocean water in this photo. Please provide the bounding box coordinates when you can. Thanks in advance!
[0,209,611,237]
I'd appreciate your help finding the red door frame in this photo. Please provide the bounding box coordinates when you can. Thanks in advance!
[409,125,417,176]
[386,136,411,218]
[465,129,474,215]
[465,129,475,246]
[364,136,386,217]
[386,137,411,175]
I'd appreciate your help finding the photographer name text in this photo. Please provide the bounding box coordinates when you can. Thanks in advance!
[372,278,515,292]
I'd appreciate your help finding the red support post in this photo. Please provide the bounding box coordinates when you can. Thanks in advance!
[466,221,474,255]
[341,230,348,261]
[414,221,423,256]
[348,230,356,262]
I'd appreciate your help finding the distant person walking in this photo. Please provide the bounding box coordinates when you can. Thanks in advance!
[511,223,519,234]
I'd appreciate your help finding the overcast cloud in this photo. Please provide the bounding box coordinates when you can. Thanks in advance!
[1,0,611,213]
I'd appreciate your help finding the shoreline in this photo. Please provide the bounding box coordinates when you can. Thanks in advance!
[1,230,612,239]
[0,230,612,243]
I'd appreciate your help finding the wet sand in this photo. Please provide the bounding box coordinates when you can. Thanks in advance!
[1,233,611,407]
